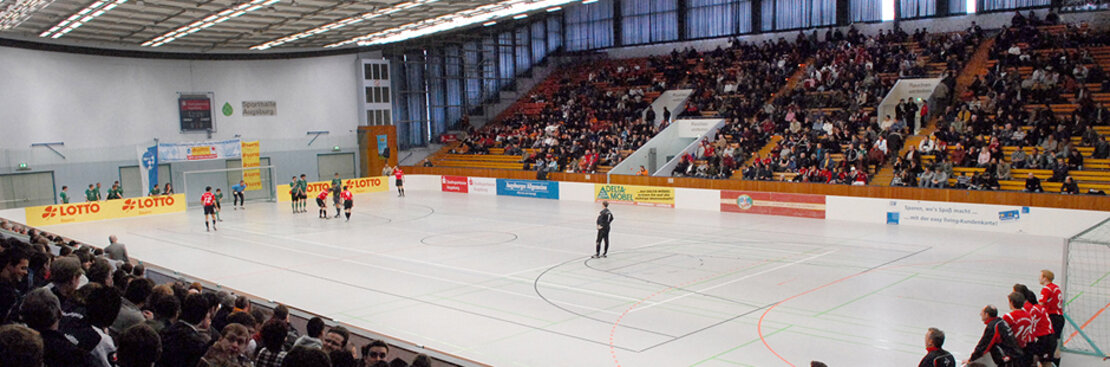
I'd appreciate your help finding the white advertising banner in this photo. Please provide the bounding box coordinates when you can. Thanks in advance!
[826,196,1110,237]
[157,139,242,162]
[468,177,497,196]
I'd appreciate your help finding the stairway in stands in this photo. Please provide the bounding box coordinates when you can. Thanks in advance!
[872,37,997,186]
[735,57,814,172]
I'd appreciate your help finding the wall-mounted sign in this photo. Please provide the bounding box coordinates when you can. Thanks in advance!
[242,101,277,116]
[179,93,215,132]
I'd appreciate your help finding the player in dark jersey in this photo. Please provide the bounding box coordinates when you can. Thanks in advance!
[214,188,224,222]
[288,176,298,213]
[341,186,353,222]
[296,174,309,213]
[330,173,343,218]
[316,190,330,219]
[201,186,217,232]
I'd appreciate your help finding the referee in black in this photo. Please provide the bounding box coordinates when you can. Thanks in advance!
[593,201,614,258]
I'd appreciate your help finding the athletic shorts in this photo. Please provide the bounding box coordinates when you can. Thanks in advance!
[215,202,221,209]
[299,193,308,200]
[332,192,341,204]
[395,178,403,186]
[203,205,215,215]
[316,198,325,207]
[344,200,353,209]
[290,192,297,201]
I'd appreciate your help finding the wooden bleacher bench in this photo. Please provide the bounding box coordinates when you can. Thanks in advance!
[433,160,525,170]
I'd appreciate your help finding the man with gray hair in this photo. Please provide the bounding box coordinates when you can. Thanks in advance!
[920,327,956,367]
[20,288,97,366]
[105,235,129,263]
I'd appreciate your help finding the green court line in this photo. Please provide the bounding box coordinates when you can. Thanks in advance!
[688,325,794,367]
[814,273,919,317]
[1066,291,1085,306]
[1091,270,1110,287]
[711,358,756,366]
[784,328,921,355]
[931,244,991,269]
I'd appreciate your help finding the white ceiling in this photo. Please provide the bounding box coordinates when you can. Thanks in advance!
[0,0,512,53]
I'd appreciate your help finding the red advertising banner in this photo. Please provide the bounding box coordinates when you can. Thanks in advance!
[441,175,468,193]
[720,191,826,219]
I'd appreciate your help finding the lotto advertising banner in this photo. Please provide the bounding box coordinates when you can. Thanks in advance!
[240,140,262,190]
[158,139,242,162]
[276,176,388,202]
[594,184,675,207]
[441,176,468,193]
[497,179,559,200]
[720,191,826,219]
[24,194,186,226]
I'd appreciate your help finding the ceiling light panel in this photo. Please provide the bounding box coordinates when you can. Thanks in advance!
[1,0,57,31]
[250,0,440,50]
[142,0,279,47]
[330,0,578,48]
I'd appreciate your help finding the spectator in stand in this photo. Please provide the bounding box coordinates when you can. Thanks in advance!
[323,325,356,359]
[105,235,128,263]
[47,256,83,310]
[117,324,161,367]
[361,339,391,366]
[20,287,98,367]
[0,323,43,367]
[293,316,324,349]
[256,320,289,367]
[199,323,252,367]
[1025,173,1044,193]
[0,245,30,324]
[1061,176,1080,194]
[112,277,153,335]
[282,346,331,367]
[160,293,212,367]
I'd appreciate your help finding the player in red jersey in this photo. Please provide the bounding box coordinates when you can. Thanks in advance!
[394,166,405,197]
[1003,292,1035,366]
[1015,284,1055,367]
[201,186,217,232]
[1039,269,1064,366]
[341,186,353,221]
[316,190,330,219]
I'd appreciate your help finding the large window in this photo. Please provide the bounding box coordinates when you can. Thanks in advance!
[767,0,836,30]
[622,0,678,45]
[687,0,752,39]
[850,0,884,21]
[982,0,1049,11]
[900,0,937,18]
[566,0,614,51]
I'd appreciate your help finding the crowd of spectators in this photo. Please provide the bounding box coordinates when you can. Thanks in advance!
[891,15,1110,193]
[738,24,981,185]
[457,60,665,175]
[0,218,429,367]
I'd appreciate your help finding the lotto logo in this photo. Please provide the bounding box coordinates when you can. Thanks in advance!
[308,183,331,192]
[41,203,100,218]
[346,178,381,188]
[121,196,176,212]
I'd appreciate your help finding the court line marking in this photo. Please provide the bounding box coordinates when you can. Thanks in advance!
[128,231,649,352]
[629,249,837,313]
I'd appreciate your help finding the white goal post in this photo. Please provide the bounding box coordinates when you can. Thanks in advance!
[1061,217,1110,359]
[182,165,277,206]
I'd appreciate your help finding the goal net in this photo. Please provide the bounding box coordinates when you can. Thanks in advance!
[1061,217,1110,358]
[182,165,277,206]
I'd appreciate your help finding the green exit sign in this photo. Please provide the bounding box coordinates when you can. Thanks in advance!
[17,163,29,170]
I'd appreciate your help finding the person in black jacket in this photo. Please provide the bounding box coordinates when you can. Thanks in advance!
[967,305,1024,366]
[20,288,98,367]
[920,327,956,367]
[1024,173,1043,193]
[593,201,614,259]
[159,293,212,367]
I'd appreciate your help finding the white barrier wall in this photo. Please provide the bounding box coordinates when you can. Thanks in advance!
[644,90,693,127]
[409,174,1110,239]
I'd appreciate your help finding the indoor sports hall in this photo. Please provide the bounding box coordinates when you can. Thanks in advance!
[1,1,1110,367]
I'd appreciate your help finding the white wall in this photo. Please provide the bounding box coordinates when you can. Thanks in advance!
[0,46,364,199]
[655,119,725,176]
[610,120,694,175]
[644,89,692,127]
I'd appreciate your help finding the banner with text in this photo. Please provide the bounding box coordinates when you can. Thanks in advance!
[137,145,158,196]
[496,179,559,200]
[720,191,826,218]
[241,140,261,190]
[24,194,186,227]
[276,176,388,202]
[468,177,497,195]
[441,175,468,193]
[594,184,675,207]
[158,139,241,162]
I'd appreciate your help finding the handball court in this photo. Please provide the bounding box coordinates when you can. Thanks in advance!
[15,188,1106,366]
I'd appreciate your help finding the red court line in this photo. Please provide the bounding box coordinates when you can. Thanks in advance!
[1064,299,1110,346]
[757,259,1014,366]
